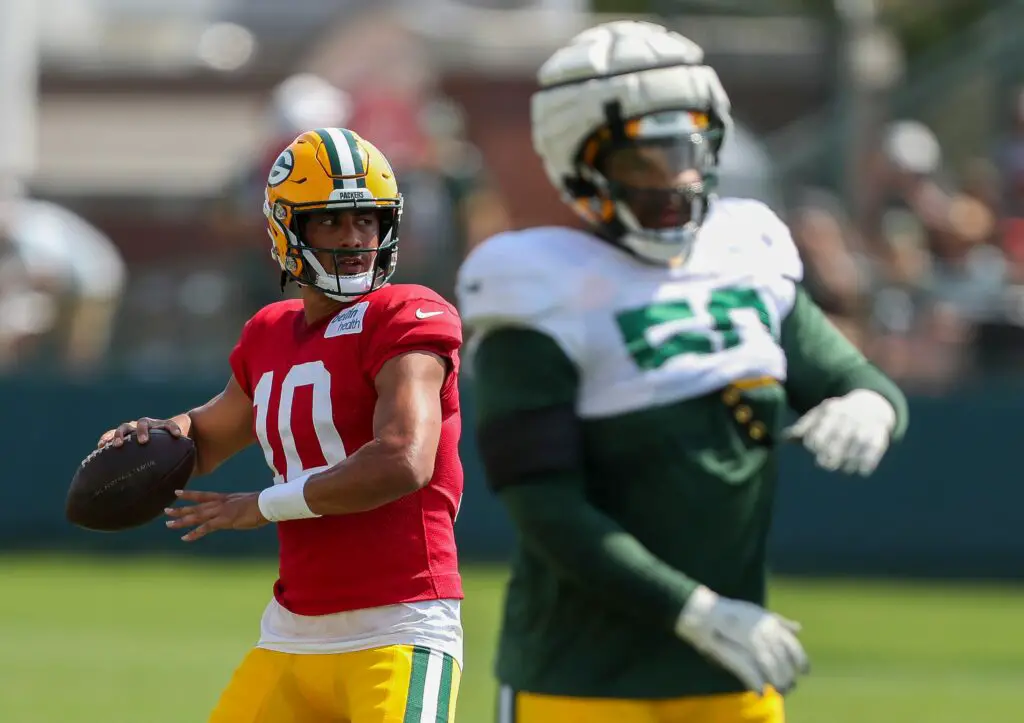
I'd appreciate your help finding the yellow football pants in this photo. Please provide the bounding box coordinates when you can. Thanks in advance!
[209,644,460,723]
[499,685,784,723]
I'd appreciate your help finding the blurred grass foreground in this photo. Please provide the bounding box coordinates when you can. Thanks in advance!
[2,555,1023,723]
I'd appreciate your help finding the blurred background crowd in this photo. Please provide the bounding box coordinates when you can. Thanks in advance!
[3,0,1024,393]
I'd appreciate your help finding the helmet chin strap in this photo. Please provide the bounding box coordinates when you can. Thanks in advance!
[603,100,627,143]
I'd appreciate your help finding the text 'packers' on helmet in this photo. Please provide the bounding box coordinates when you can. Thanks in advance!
[531,20,732,265]
[264,128,403,300]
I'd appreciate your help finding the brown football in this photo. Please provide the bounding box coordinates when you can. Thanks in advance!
[66,429,196,532]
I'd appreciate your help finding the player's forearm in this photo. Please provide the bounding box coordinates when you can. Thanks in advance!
[499,476,699,631]
[174,411,225,477]
[178,381,255,476]
[301,439,428,516]
[782,286,909,440]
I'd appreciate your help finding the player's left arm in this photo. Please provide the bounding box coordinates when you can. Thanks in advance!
[781,284,909,475]
[299,350,447,515]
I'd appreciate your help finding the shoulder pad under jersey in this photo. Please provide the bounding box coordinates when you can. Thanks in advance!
[457,226,593,330]
[712,197,804,283]
[373,283,458,315]
[457,227,593,361]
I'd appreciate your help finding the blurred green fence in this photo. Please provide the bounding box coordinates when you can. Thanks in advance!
[4,376,1023,579]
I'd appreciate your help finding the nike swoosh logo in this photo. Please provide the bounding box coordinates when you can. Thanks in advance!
[415,309,444,319]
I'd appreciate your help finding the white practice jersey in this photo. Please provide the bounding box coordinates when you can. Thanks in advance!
[456,197,804,419]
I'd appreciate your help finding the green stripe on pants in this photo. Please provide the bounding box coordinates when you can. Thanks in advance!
[435,654,454,722]
[403,646,431,723]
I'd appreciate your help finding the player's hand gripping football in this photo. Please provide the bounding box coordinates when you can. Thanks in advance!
[675,585,809,695]
[164,490,269,542]
[97,417,183,448]
[783,390,896,476]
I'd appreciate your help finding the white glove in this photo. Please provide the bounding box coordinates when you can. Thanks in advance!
[675,585,809,695]
[783,389,896,476]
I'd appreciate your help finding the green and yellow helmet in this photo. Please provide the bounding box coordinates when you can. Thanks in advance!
[264,128,403,299]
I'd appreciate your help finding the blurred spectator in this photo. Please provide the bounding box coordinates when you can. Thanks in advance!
[997,87,1024,276]
[960,156,1002,235]
[209,72,353,310]
[0,224,55,370]
[348,88,511,301]
[872,120,954,246]
[855,121,980,388]
[0,198,125,376]
[421,98,512,255]
[215,72,352,225]
[788,189,871,349]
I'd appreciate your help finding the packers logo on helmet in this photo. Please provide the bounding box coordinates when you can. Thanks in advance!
[264,128,403,300]
[268,149,295,187]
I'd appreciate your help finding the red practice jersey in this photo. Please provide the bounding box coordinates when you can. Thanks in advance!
[229,284,464,616]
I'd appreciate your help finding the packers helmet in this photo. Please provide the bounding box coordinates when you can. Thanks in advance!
[264,128,403,300]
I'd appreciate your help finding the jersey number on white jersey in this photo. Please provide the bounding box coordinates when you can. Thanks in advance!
[253,361,348,483]
[615,287,773,370]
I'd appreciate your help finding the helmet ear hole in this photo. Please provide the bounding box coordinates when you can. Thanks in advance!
[285,253,303,277]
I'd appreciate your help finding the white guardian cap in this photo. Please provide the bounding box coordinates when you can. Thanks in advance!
[531,20,733,264]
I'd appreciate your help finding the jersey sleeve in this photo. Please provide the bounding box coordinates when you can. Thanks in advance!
[363,295,463,380]
[228,316,256,398]
[456,229,587,365]
[782,285,909,440]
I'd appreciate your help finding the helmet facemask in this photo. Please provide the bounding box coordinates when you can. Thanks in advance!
[271,196,402,301]
[576,107,723,264]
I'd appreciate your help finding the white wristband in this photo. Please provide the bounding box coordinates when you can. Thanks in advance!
[258,473,321,522]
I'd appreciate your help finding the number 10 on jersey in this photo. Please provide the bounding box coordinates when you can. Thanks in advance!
[253,361,348,483]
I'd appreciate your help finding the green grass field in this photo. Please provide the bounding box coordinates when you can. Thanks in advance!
[2,554,1022,722]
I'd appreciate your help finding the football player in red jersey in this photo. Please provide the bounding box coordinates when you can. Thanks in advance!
[97,128,464,723]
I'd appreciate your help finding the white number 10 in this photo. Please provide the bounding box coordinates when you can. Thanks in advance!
[253,361,347,484]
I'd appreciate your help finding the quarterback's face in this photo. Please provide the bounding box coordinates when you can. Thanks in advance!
[602,144,704,229]
[302,210,380,276]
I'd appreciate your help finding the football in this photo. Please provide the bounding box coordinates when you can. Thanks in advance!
[66,429,196,532]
